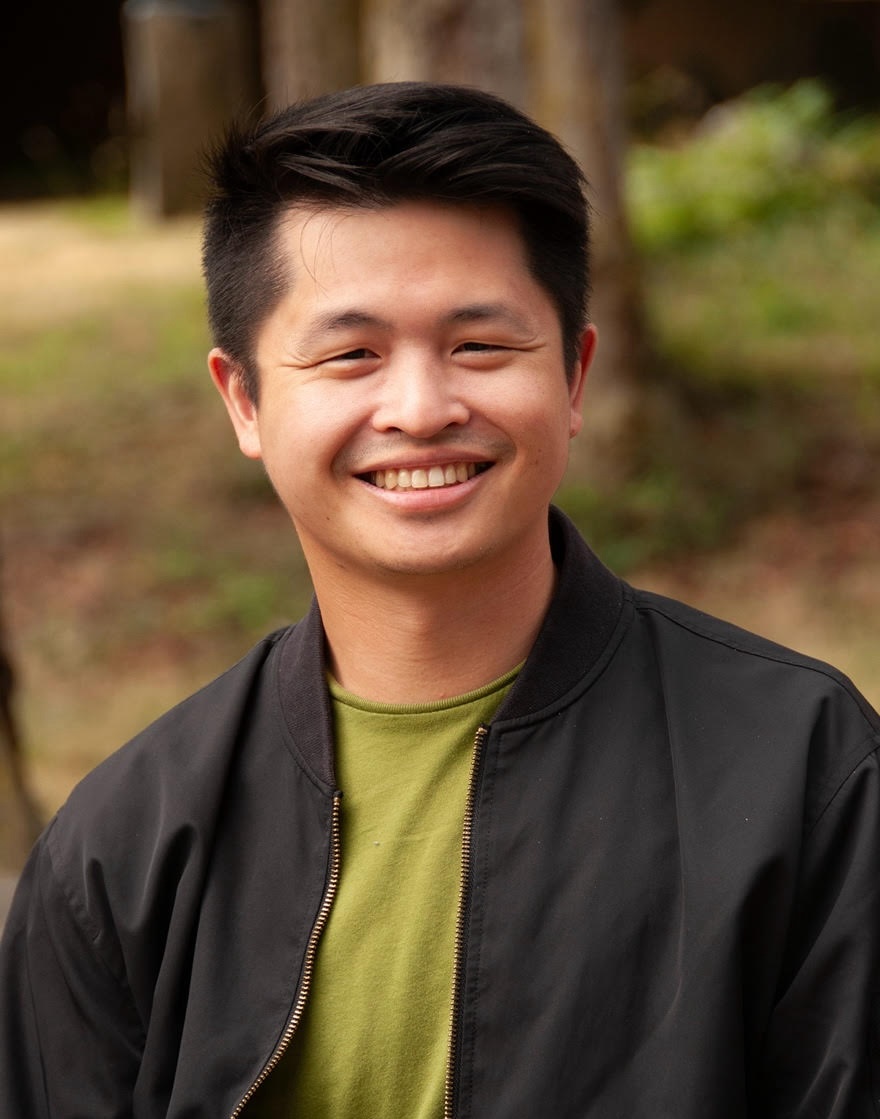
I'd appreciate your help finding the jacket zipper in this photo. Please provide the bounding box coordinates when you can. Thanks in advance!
[228,790,342,1119]
[443,723,489,1119]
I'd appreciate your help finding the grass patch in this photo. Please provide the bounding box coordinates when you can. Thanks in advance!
[644,214,880,388]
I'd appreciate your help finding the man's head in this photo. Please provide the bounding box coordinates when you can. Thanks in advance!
[202,81,590,401]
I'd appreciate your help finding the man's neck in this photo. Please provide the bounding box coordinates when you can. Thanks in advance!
[311,545,556,705]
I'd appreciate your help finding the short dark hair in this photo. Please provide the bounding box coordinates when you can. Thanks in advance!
[203,82,590,401]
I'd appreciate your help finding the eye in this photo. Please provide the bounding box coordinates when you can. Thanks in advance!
[322,347,378,364]
[455,341,505,353]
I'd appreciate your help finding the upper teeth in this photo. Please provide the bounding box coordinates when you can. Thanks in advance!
[372,463,478,490]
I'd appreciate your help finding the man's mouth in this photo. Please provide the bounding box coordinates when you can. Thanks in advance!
[363,462,491,491]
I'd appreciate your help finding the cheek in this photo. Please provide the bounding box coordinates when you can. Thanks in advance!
[263,389,365,467]
[300,383,374,445]
[511,389,575,443]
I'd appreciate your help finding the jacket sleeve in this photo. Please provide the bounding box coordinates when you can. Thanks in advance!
[0,825,145,1119]
[758,734,880,1117]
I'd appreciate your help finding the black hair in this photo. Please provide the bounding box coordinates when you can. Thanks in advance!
[203,82,590,400]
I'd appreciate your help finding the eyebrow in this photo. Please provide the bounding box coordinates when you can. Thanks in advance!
[299,309,389,349]
[444,302,532,333]
[300,302,532,349]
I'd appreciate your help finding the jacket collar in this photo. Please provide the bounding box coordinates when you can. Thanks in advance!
[498,506,625,721]
[277,506,625,787]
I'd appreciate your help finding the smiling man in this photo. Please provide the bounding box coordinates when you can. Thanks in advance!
[2,83,880,1119]
[210,200,590,704]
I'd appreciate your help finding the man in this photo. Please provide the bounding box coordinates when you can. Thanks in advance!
[2,82,879,1118]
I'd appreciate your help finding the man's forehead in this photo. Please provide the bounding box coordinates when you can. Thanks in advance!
[272,198,522,258]
[267,202,540,320]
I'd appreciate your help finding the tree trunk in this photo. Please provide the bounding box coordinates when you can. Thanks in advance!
[124,0,260,217]
[261,0,360,108]
[361,0,529,109]
[0,591,41,872]
[532,0,651,486]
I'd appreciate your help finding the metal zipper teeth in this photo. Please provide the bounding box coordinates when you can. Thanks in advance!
[443,723,489,1119]
[228,791,342,1119]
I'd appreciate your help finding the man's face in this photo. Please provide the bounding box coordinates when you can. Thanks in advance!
[211,200,593,586]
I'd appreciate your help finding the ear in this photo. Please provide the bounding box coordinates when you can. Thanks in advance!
[208,348,263,460]
[568,324,597,438]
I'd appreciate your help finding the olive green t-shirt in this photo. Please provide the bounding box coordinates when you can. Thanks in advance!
[249,667,518,1117]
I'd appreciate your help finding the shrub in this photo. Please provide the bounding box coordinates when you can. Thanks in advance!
[629,81,880,252]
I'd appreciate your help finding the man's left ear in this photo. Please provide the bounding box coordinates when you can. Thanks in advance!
[569,324,597,438]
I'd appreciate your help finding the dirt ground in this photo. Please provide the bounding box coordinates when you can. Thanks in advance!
[0,202,202,326]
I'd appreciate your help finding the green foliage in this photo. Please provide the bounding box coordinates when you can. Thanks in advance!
[629,81,880,252]
[599,78,880,572]
[557,471,729,573]
[645,210,880,390]
[596,80,880,574]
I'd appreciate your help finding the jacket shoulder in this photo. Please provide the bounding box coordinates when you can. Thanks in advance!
[60,628,291,821]
[40,629,293,950]
[629,586,880,827]
[633,586,877,719]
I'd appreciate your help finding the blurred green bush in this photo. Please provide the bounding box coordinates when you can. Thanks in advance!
[561,80,880,568]
[629,81,880,252]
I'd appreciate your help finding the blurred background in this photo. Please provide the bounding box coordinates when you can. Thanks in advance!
[2,0,880,873]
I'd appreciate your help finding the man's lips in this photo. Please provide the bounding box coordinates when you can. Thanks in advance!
[359,461,492,491]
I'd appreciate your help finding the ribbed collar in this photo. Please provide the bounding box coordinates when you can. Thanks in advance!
[277,507,626,789]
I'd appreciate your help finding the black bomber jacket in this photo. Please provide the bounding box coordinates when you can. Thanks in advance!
[2,509,880,1117]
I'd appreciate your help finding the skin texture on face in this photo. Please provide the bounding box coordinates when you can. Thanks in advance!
[210,200,594,600]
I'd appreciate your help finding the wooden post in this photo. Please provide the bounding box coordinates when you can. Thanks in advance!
[124,0,260,217]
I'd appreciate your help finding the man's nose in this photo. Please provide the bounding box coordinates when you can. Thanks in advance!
[371,358,470,438]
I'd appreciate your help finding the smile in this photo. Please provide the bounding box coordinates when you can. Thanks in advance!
[366,462,490,491]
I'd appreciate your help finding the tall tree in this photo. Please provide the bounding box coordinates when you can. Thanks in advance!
[262,0,360,107]
[360,0,528,109]
[125,0,260,216]
[532,0,651,485]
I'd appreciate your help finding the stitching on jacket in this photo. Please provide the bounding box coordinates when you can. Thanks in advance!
[635,589,880,836]
[633,592,879,734]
